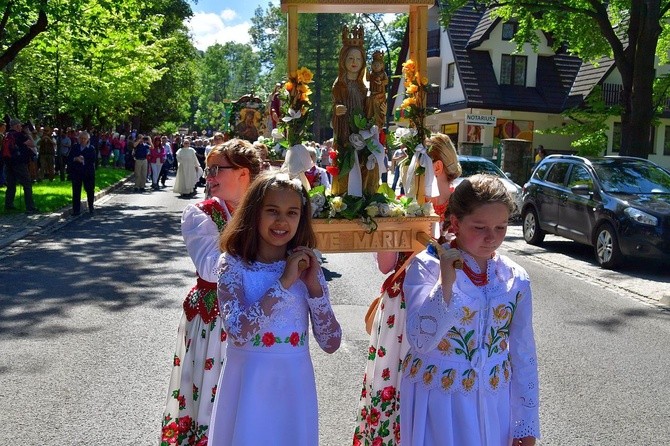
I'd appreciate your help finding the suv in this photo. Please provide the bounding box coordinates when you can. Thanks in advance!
[521,155,670,268]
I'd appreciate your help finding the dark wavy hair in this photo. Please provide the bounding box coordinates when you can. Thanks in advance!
[219,171,316,262]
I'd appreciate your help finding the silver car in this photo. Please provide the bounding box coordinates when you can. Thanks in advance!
[452,155,523,217]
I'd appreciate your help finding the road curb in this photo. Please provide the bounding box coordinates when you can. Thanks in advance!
[0,173,133,251]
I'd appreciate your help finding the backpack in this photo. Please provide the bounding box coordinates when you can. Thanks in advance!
[1,132,22,161]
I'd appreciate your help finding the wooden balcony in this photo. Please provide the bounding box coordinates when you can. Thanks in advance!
[602,82,670,109]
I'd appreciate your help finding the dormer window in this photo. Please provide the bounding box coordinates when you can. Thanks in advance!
[502,22,517,41]
[446,62,455,88]
[501,54,527,86]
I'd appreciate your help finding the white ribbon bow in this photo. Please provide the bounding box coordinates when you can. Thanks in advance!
[271,128,284,142]
[359,125,387,174]
[282,143,313,191]
[405,143,438,199]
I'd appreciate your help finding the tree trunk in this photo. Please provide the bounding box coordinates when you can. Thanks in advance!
[617,1,661,158]
[0,1,48,71]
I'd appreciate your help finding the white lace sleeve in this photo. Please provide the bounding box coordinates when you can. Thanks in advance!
[182,204,220,282]
[510,276,541,439]
[305,268,341,353]
[404,250,462,353]
[217,255,286,346]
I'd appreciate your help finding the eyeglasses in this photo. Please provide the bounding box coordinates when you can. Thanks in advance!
[204,164,235,177]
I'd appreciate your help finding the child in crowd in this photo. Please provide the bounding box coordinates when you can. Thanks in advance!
[208,171,342,445]
[401,174,540,446]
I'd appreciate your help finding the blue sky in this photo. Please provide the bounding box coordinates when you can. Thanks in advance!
[186,0,279,50]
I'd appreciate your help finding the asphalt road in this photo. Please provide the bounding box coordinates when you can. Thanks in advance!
[1,177,668,445]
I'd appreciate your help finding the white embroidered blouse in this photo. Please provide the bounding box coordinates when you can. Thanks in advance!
[216,252,341,352]
[402,248,540,439]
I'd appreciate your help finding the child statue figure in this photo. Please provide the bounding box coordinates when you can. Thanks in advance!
[367,50,388,130]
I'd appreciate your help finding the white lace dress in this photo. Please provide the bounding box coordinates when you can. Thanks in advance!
[400,248,540,446]
[208,253,342,446]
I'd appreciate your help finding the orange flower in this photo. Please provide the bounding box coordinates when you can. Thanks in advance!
[406,84,419,94]
[285,81,294,91]
[296,67,314,84]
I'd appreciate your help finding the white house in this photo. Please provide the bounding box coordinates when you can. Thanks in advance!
[392,2,670,171]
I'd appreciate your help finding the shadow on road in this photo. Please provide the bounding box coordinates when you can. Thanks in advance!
[0,201,195,342]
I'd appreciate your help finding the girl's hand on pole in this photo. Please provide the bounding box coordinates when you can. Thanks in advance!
[438,247,462,295]
[291,246,323,297]
[280,249,309,289]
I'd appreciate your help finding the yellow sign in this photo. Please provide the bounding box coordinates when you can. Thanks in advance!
[442,123,459,134]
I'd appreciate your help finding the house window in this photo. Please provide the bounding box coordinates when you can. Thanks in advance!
[664,126,670,155]
[500,55,526,86]
[446,63,455,88]
[612,122,621,153]
[502,22,517,41]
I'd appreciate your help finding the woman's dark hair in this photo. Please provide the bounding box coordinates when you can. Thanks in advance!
[207,138,262,180]
[219,171,316,262]
[448,174,515,220]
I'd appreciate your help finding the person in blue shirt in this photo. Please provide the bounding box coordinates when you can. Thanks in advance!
[132,134,151,192]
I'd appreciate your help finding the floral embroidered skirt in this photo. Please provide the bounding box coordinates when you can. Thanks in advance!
[353,284,409,446]
[161,290,227,446]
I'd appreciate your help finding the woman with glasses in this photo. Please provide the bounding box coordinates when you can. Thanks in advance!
[173,138,201,198]
[162,138,262,445]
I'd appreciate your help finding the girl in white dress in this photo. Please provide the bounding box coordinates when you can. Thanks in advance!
[162,139,262,446]
[209,171,342,446]
[401,174,540,446]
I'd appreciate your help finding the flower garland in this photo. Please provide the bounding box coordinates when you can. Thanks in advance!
[277,67,314,149]
[394,59,437,200]
[308,183,435,233]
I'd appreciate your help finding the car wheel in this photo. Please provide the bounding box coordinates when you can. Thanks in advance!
[522,207,545,245]
[594,222,623,269]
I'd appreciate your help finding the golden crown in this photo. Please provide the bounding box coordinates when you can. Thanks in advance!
[342,25,364,47]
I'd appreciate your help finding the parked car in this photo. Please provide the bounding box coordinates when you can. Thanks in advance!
[521,155,670,268]
[453,155,523,217]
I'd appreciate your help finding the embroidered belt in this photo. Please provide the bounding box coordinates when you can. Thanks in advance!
[183,277,220,324]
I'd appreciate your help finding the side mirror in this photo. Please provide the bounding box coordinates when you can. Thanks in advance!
[571,184,592,196]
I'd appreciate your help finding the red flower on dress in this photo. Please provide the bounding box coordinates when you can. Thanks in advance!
[221,330,227,342]
[367,408,381,426]
[289,332,300,346]
[372,437,383,446]
[177,416,192,434]
[381,368,390,381]
[195,436,208,446]
[368,346,376,355]
[173,355,180,366]
[377,346,386,358]
[161,421,179,443]
[353,436,362,446]
[360,407,368,420]
[262,332,276,347]
[381,385,396,402]
[386,314,395,328]
[177,395,186,410]
[394,422,401,442]
[204,358,214,370]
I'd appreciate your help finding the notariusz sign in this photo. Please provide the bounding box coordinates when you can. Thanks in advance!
[465,114,497,127]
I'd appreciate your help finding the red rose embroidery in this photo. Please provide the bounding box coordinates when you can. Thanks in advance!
[161,421,178,442]
[372,437,383,446]
[204,358,214,370]
[353,436,361,446]
[173,355,180,366]
[195,436,208,446]
[367,408,381,426]
[394,422,401,442]
[262,332,276,347]
[377,346,386,358]
[221,330,227,342]
[360,407,368,420]
[177,395,186,410]
[177,416,192,434]
[381,385,396,402]
[386,314,395,328]
[289,332,300,346]
[368,346,376,355]
[381,368,390,380]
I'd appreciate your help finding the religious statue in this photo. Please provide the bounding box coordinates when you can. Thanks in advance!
[331,25,382,196]
[366,50,388,130]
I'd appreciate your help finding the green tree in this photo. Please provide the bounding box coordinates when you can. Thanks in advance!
[440,0,670,158]
[0,0,49,70]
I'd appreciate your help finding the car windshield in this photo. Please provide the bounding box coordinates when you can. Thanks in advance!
[460,159,505,178]
[592,160,670,194]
